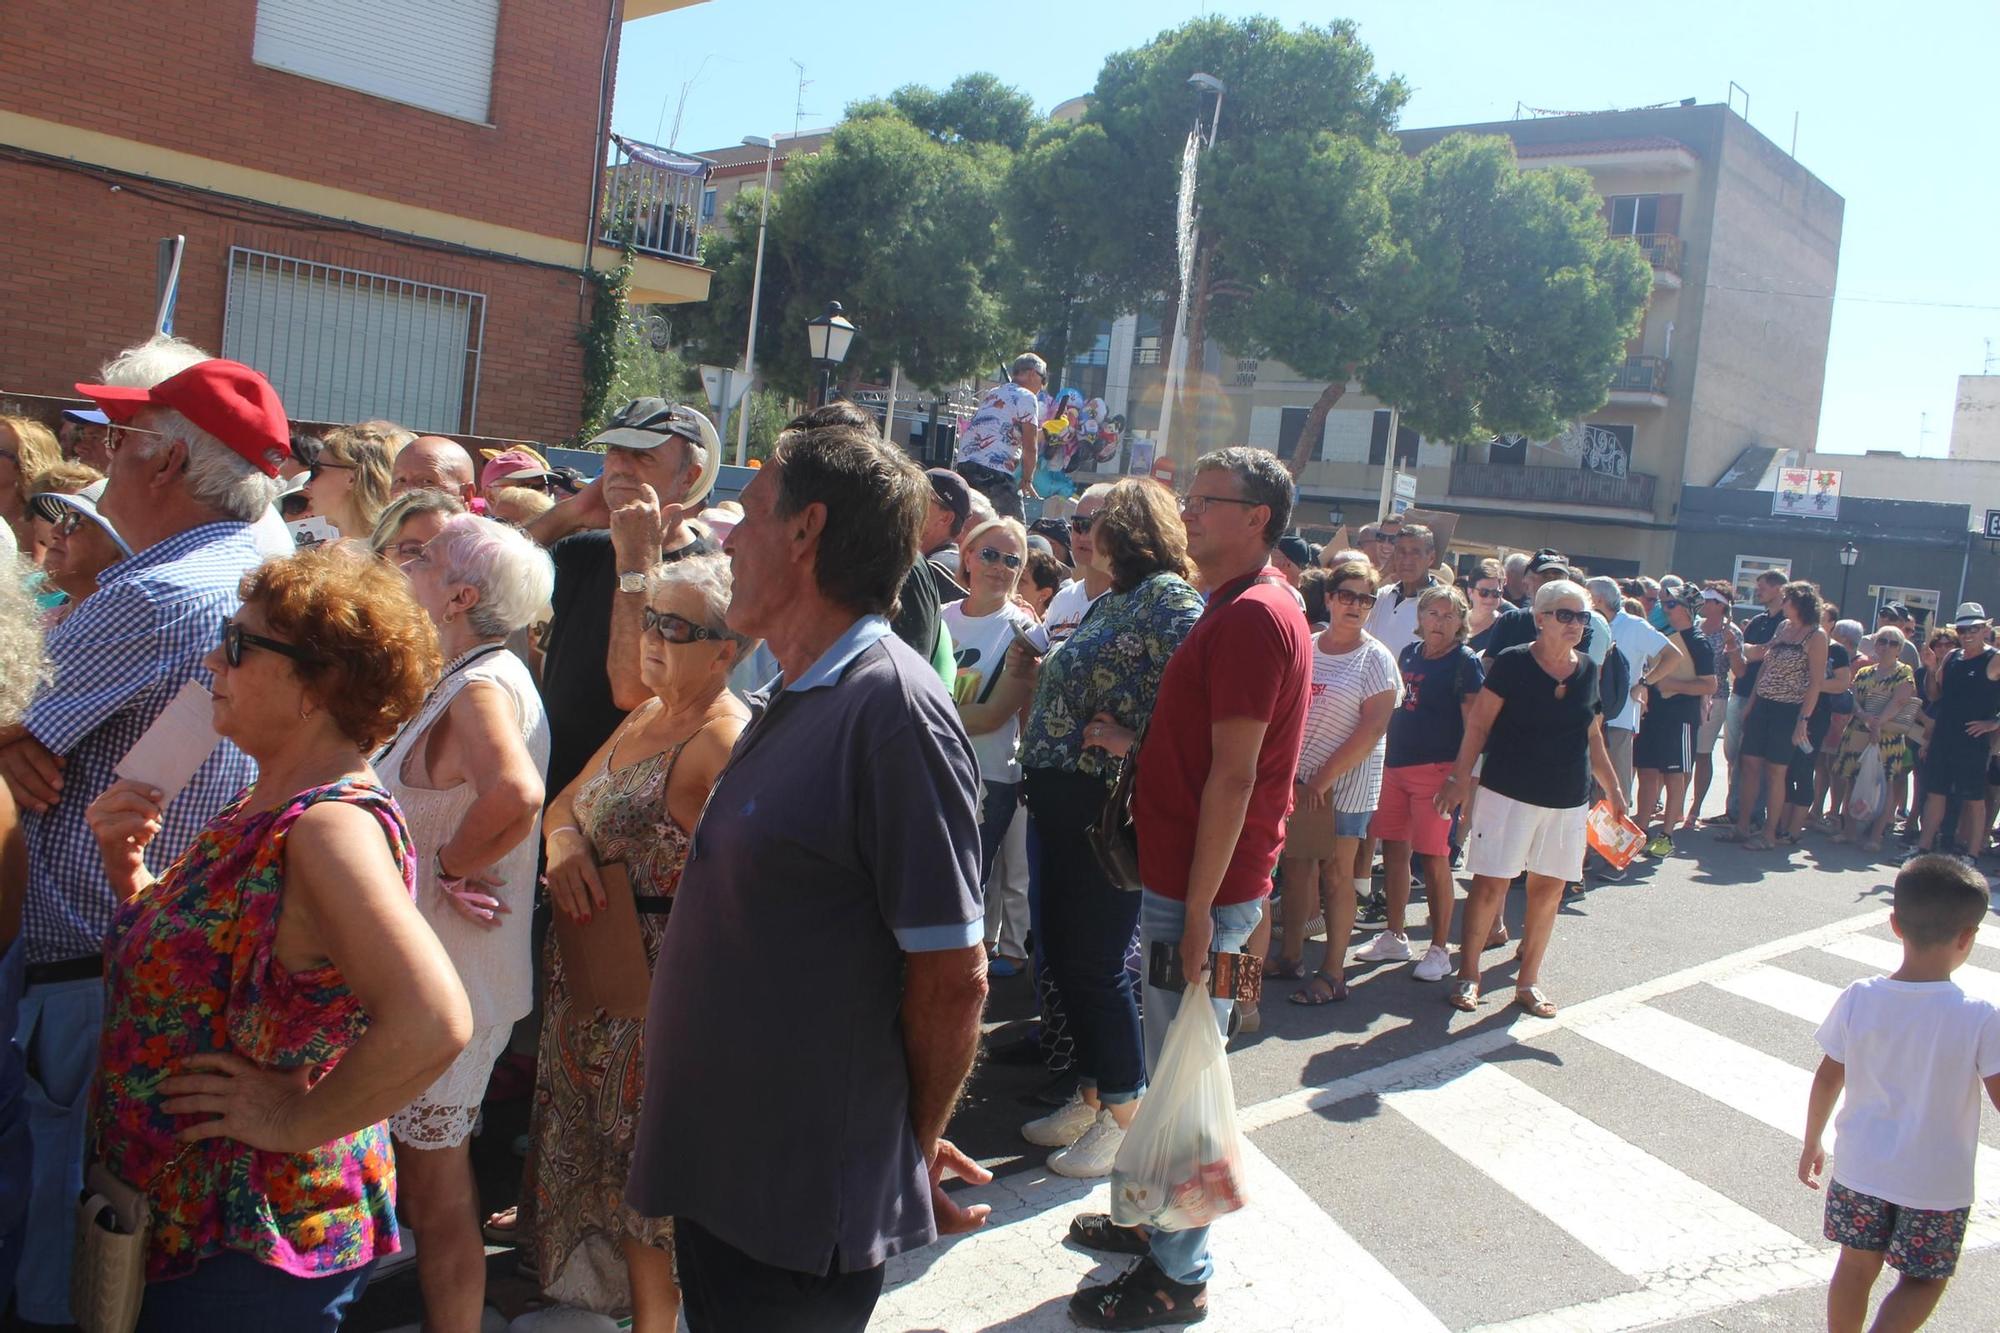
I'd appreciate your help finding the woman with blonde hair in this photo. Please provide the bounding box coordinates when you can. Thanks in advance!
[0,416,62,551]
[303,422,401,541]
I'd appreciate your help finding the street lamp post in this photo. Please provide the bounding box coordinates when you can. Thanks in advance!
[1838,541,1860,612]
[805,301,857,408]
[734,134,778,466]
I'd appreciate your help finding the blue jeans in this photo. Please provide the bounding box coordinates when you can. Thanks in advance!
[1030,769,1146,1103]
[976,779,1021,888]
[1138,888,1263,1286]
[0,940,29,1310]
[139,1251,374,1332]
[16,971,104,1323]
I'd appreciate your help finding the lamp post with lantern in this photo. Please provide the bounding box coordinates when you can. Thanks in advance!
[805,301,857,408]
[1838,541,1860,612]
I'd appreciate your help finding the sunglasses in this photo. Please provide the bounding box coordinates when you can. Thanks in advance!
[1662,599,1684,611]
[1069,514,1097,535]
[279,491,312,519]
[978,546,1023,570]
[643,607,724,644]
[104,423,173,455]
[50,507,84,537]
[220,618,319,668]
[1331,588,1378,609]
[308,461,356,481]
[1472,586,1502,599]
[1544,608,1590,626]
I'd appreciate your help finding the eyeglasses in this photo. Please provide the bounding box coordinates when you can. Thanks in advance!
[1662,599,1684,611]
[1177,493,1263,518]
[1330,588,1378,609]
[308,461,356,481]
[643,607,724,644]
[104,423,173,456]
[1069,514,1097,535]
[382,539,430,566]
[978,546,1022,570]
[1472,586,1502,599]
[1544,608,1590,626]
[220,618,319,668]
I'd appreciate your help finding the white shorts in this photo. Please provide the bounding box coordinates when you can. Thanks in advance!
[1464,788,1588,883]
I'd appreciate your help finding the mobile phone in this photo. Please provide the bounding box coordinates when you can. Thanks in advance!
[1147,940,1263,1005]
[1010,619,1052,657]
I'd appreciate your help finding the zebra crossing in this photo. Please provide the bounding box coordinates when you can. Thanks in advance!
[870,910,2000,1332]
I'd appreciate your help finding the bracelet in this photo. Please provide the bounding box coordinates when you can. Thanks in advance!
[546,824,582,845]
[434,849,466,889]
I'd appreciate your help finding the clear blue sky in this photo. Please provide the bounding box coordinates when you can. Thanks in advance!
[616,0,2000,460]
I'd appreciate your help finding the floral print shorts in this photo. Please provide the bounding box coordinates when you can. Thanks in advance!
[1824,1180,1969,1278]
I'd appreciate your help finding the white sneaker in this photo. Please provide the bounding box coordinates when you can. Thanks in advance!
[1412,944,1452,982]
[1354,930,1412,963]
[1048,1109,1125,1179]
[1022,1089,1097,1148]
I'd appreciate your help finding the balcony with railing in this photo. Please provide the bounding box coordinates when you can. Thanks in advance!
[598,134,710,265]
[1629,232,1683,286]
[1608,354,1669,404]
[1448,461,1658,512]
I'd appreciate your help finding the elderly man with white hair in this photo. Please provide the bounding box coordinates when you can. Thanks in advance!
[1586,574,1683,808]
[0,346,287,1325]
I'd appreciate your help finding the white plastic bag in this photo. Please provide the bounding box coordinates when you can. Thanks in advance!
[1110,983,1248,1231]
[1848,743,1886,823]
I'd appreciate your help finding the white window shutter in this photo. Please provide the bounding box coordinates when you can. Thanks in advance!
[254,0,500,124]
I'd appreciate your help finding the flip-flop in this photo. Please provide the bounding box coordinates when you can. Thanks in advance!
[1288,970,1348,1005]
[1447,980,1479,1012]
[1713,828,1753,844]
[1515,986,1558,1018]
[482,1206,518,1246]
[1263,957,1308,981]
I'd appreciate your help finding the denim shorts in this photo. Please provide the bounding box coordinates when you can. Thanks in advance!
[1824,1180,1969,1279]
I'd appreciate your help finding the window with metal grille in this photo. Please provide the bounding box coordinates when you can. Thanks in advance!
[1135,336,1161,366]
[1234,357,1259,386]
[222,248,486,435]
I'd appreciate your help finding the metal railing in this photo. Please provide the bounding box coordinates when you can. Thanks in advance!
[1629,231,1683,274]
[1448,461,1657,512]
[1611,355,1669,394]
[599,134,710,264]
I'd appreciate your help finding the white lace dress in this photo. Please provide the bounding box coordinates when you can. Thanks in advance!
[381,645,551,1148]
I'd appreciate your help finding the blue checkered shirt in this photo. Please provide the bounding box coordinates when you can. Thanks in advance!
[20,523,267,966]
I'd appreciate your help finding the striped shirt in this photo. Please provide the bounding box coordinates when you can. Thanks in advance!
[20,523,267,965]
[1296,632,1402,813]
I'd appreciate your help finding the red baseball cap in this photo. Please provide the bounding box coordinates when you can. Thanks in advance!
[76,359,291,478]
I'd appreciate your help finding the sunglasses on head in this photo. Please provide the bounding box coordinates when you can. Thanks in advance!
[1331,588,1378,608]
[1544,607,1590,626]
[219,618,319,668]
[978,546,1022,570]
[643,607,723,644]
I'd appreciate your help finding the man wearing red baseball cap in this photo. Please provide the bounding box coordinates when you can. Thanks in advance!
[0,345,288,1323]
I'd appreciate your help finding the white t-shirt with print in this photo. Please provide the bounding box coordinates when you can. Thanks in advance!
[954,382,1042,475]
[1296,633,1403,813]
[1815,975,2000,1210]
[1043,579,1103,649]
[941,601,1033,784]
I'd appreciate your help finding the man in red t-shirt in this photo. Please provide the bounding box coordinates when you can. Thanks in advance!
[1067,448,1311,1330]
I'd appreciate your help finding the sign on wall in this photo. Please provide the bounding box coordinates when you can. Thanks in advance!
[1983,509,2000,541]
[1773,467,1841,519]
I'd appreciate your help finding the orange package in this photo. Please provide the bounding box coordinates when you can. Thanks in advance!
[1585,801,1647,870]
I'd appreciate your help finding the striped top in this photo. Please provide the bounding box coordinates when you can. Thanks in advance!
[1296,632,1402,813]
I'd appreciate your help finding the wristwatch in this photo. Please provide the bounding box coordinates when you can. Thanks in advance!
[617,570,648,594]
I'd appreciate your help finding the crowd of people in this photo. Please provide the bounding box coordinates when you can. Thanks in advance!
[1,336,1998,1333]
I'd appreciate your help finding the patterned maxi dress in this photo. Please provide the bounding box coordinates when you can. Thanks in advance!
[518,736,693,1313]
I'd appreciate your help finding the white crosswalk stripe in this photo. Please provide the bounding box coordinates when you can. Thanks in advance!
[882,918,2000,1331]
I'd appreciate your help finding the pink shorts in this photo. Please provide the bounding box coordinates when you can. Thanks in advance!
[1371,762,1454,856]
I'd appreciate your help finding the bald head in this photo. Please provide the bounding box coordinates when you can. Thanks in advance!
[393,435,478,501]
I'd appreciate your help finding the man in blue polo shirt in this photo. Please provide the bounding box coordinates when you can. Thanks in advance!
[627,411,993,1332]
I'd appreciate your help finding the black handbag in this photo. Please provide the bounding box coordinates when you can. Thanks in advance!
[1088,716,1151,892]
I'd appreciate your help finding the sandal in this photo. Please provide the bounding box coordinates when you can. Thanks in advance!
[1484,924,1510,950]
[1713,827,1754,844]
[1068,1211,1151,1256]
[1288,970,1348,1006]
[1743,837,1777,851]
[1262,956,1307,981]
[1448,979,1479,1012]
[1069,1256,1209,1329]
[1515,986,1558,1019]
[482,1205,519,1246]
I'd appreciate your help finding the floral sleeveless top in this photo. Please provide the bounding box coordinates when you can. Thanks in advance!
[92,779,415,1281]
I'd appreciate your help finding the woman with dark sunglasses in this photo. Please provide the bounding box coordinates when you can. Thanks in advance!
[1466,558,1506,655]
[1436,578,1624,1018]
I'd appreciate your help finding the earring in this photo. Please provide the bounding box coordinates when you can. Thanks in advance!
[299,701,314,720]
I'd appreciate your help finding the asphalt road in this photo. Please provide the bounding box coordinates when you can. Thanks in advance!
[351,799,2000,1332]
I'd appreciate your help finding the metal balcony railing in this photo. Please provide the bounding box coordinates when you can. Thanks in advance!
[599,134,710,264]
[1448,461,1658,512]
[1630,231,1683,274]
[1610,355,1669,394]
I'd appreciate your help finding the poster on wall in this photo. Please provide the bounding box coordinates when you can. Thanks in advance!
[1773,467,1841,519]
[1126,436,1157,476]
[1732,555,1792,607]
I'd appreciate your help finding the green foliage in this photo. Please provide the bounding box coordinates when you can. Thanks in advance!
[576,254,634,443]
[854,74,1039,152]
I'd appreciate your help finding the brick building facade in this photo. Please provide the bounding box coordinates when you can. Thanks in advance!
[0,0,711,444]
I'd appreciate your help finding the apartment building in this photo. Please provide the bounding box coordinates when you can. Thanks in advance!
[0,0,713,445]
[691,130,831,229]
[1066,102,1844,574]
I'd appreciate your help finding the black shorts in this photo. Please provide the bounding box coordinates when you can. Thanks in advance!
[1741,697,1804,766]
[956,461,1025,521]
[1922,734,1991,802]
[1634,715,1693,774]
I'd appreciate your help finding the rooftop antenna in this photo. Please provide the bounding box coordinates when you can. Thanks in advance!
[1919,410,1934,458]
[791,59,813,140]
[1985,337,1997,374]
[1727,80,1750,123]
[655,54,716,148]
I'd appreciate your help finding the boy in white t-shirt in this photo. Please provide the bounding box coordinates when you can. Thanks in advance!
[1800,853,2000,1332]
